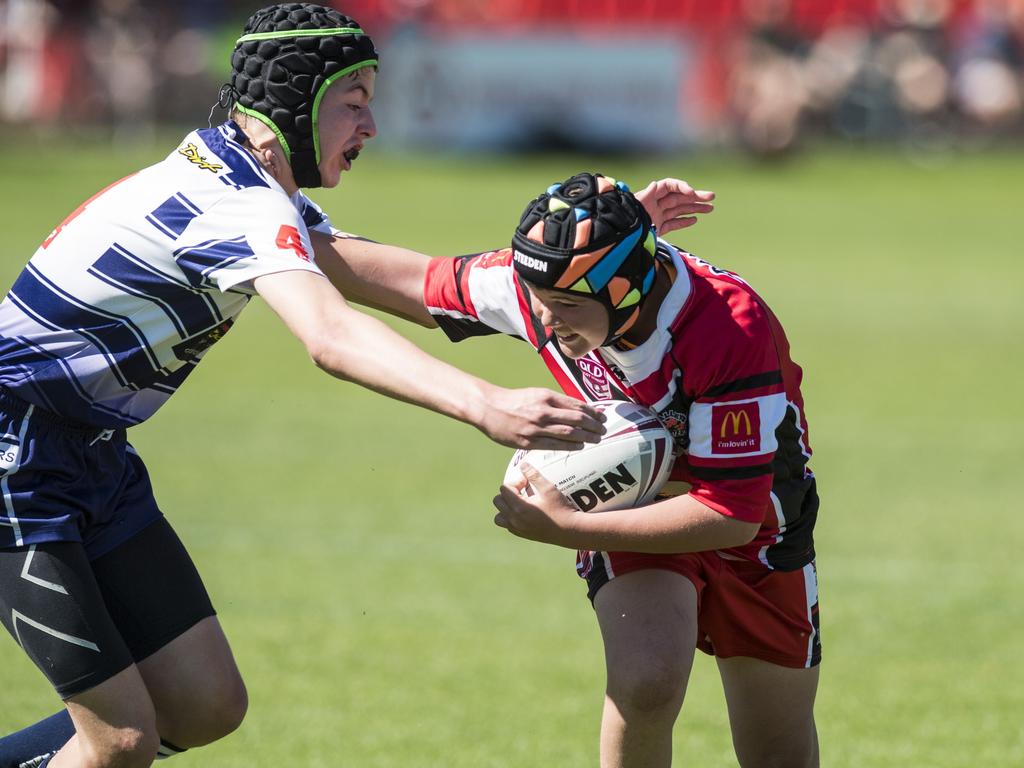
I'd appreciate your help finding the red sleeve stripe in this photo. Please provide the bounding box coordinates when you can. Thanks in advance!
[424,256,473,317]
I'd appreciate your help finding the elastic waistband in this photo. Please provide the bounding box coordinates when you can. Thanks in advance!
[0,387,123,438]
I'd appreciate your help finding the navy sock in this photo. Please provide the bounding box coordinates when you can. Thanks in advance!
[19,754,55,768]
[0,710,73,768]
[0,711,188,765]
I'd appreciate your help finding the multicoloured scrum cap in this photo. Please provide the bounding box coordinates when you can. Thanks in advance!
[511,172,659,345]
[230,3,378,188]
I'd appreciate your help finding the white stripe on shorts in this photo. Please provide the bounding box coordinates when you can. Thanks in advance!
[2,404,35,546]
[602,551,615,581]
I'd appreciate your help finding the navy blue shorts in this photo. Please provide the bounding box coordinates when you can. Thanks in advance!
[0,390,216,698]
[0,389,161,559]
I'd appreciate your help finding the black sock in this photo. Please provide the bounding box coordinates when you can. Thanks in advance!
[0,711,74,768]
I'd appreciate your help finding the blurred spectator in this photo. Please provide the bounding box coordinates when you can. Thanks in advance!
[0,0,1022,152]
[952,0,1024,134]
[86,0,157,140]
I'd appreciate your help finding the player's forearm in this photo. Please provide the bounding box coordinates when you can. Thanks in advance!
[309,304,488,425]
[310,231,438,327]
[563,495,758,554]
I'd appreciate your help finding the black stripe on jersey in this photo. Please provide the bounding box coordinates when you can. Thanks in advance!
[513,273,551,350]
[701,370,783,398]
[435,314,501,343]
[771,404,811,482]
[763,476,818,571]
[452,255,476,315]
[688,462,773,481]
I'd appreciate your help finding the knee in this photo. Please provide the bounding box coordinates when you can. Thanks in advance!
[208,673,249,738]
[169,672,248,747]
[606,663,688,717]
[194,671,249,745]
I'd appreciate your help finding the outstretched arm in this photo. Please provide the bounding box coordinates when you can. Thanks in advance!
[310,230,437,327]
[254,269,604,450]
[309,178,714,322]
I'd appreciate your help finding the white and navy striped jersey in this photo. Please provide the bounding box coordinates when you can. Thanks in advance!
[0,121,334,428]
[424,242,818,571]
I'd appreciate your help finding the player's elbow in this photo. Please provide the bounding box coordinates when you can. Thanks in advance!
[306,329,355,381]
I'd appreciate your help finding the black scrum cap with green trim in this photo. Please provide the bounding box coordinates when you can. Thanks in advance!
[512,173,659,345]
[230,3,378,188]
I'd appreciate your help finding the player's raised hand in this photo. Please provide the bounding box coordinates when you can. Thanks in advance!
[493,462,581,547]
[478,386,605,450]
[635,178,715,235]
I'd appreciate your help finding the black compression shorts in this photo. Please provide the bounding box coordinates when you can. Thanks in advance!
[0,517,215,699]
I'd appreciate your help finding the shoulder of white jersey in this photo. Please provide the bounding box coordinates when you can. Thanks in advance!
[179,185,322,294]
[293,192,334,234]
[166,123,278,193]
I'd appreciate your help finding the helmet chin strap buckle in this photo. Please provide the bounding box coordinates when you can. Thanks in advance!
[207,83,238,129]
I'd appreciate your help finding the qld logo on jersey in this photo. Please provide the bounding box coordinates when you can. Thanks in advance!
[711,402,761,454]
[577,357,611,400]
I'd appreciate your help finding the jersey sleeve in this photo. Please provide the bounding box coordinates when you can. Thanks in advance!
[175,186,324,295]
[423,249,547,346]
[295,192,337,236]
[680,293,790,523]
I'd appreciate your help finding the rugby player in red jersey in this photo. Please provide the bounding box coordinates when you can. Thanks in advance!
[335,172,820,767]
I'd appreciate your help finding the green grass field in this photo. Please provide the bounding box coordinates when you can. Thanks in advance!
[0,140,1021,766]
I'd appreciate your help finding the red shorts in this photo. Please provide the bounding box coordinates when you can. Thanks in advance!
[578,550,821,668]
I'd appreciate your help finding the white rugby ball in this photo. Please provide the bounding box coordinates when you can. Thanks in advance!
[504,400,676,513]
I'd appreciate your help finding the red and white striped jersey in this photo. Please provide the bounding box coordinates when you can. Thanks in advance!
[424,242,817,570]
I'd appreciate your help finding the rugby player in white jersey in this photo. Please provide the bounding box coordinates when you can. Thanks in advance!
[0,5,616,768]
[315,173,821,767]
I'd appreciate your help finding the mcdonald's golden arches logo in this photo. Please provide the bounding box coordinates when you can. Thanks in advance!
[711,402,761,454]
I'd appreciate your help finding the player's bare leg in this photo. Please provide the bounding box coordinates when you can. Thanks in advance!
[39,618,244,766]
[50,665,158,768]
[136,616,247,749]
[717,656,820,768]
[593,570,698,768]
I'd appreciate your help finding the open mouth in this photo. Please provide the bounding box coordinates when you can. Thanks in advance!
[343,146,361,166]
